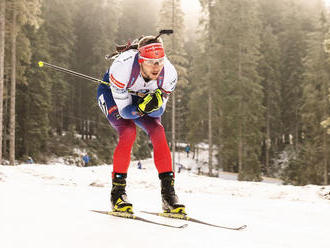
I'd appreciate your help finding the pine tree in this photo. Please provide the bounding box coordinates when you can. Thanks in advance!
[187,1,214,167]
[42,0,76,136]
[9,0,16,165]
[17,23,51,161]
[279,0,330,185]
[298,2,330,185]
[235,0,264,181]
[6,0,42,164]
[158,0,189,169]
[203,0,264,180]
[278,0,307,151]
[190,0,264,180]
[206,0,215,176]
[10,0,42,163]
[258,25,281,176]
[71,0,119,139]
[187,40,209,146]
[257,0,284,177]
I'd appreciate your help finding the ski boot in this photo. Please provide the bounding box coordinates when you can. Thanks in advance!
[159,172,186,215]
[111,173,133,214]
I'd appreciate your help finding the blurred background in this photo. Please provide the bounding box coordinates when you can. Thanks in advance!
[1,0,330,186]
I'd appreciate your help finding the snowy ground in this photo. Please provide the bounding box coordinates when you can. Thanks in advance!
[1,156,330,248]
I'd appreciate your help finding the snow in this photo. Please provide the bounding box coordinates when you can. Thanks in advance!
[1,156,330,248]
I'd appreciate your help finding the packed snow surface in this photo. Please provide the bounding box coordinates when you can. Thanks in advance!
[1,158,330,248]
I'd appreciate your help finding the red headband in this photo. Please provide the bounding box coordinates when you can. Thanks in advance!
[138,43,165,59]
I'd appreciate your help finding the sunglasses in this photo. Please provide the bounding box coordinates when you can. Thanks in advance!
[139,56,165,66]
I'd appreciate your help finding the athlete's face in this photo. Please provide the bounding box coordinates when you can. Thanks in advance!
[140,58,165,80]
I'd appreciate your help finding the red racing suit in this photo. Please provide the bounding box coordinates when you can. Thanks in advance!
[97,49,178,177]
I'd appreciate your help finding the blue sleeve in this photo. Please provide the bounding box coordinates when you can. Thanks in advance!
[120,105,142,119]
[147,107,165,118]
[103,70,110,82]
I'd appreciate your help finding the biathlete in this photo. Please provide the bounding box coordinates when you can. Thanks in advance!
[97,33,185,215]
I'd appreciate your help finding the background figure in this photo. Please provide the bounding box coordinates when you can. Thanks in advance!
[178,164,183,173]
[82,154,90,166]
[137,161,142,169]
[27,157,34,164]
[185,145,190,158]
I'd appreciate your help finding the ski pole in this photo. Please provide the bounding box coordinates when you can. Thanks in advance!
[38,61,111,86]
[37,61,147,96]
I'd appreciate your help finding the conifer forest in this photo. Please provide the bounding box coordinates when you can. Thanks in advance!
[1,0,330,186]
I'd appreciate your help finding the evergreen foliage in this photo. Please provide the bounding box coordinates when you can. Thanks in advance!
[258,25,281,176]
[298,0,330,185]
[0,0,330,185]
[16,24,51,161]
[197,0,263,180]
[158,0,189,145]
[117,0,159,43]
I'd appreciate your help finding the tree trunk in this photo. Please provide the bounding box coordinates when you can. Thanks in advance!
[322,66,329,185]
[208,84,212,176]
[323,129,328,185]
[295,107,299,151]
[321,33,328,185]
[238,122,243,175]
[217,124,223,170]
[9,5,17,166]
[171,0,176,171]
[3,80,8,158]
[0,0,5,163]
[207,0,213,177]
[238,43,243,176]
[265,114,270,175]
[265,85,270,176]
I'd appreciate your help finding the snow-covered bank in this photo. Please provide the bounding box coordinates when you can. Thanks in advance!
[1,162,330,248]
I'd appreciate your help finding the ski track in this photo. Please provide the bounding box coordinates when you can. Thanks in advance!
[0,162,330,248]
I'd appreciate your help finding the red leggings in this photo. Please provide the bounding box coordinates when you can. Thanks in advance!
[108,112,173,177]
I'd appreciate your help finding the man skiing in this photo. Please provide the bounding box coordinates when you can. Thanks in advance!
[97,33,185,215]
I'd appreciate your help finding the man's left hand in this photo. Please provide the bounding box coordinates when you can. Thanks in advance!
[137,89,163,114]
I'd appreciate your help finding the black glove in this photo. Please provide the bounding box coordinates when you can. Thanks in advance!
[137,89,163,114]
